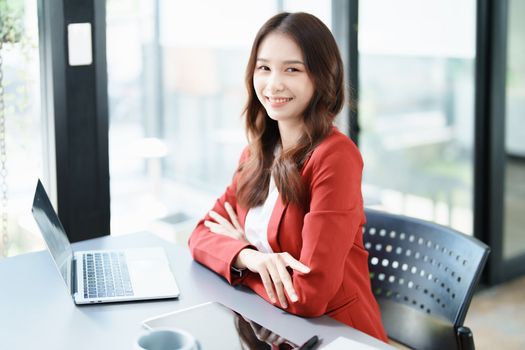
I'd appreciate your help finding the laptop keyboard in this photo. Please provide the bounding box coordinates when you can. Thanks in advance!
[83,252,134,299]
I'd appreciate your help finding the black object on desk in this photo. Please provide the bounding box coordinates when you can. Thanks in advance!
[298,335,319,350]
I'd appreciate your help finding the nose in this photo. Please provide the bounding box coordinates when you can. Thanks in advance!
[266,72,285,93]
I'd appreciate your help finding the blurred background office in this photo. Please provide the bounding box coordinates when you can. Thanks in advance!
[1,0,524,293]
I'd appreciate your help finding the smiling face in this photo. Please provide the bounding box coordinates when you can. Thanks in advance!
[253,32,315,128]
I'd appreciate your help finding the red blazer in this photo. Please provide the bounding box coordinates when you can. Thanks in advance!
[188,128,387,342]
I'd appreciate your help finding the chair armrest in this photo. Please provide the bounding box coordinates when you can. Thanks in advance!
[456,326,475,350]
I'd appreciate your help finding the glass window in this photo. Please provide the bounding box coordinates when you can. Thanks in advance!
[503,0,525,258]
[1,0,46,257]
[107,1,335,242]
[359,0,477,235]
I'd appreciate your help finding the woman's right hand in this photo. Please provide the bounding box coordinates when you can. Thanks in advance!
[234,249,310,309]
[204,202,247,242]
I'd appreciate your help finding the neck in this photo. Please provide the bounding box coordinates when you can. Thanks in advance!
[278,119,304,151]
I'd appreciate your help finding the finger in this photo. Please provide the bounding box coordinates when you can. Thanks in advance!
[209,210,245,241]
[209,210,236,231]
[276,259,298,302]
[205,221,244,240]
[224,202,243,232]
[281,252,311,274]
[258,268,277,304]
[266,259,288,308]
[204,220,224,234]
[226,230,244,240]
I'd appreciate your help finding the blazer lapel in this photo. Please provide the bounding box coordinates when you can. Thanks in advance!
[266,146,316,253]
[237,197,286,253]
[240,128,333,253]
[267,195,288,252]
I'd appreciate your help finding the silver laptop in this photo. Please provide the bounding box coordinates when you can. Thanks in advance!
[31,179,180,304]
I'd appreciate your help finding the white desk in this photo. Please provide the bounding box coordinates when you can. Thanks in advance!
[0,233,394,349]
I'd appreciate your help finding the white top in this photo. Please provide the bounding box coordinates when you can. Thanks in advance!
[244,176,279,254]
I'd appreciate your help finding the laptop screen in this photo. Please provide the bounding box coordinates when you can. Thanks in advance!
[32,180,73,291]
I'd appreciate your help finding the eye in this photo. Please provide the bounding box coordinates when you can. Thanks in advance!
[286,67,300,72]
[257,65,270,71]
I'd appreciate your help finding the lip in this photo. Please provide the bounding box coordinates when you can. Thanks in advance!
[266,96,293,108]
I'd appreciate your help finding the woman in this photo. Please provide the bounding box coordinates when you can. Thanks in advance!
[188,12,387,342]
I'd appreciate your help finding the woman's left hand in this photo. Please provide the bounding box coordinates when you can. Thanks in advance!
[204,202,247,242]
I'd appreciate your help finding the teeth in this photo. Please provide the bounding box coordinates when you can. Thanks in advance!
[268,97,292,103]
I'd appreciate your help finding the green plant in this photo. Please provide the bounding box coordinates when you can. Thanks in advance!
[1,0,27,257]
[1,0,25,44]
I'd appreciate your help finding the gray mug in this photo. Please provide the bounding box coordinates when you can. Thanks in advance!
[136,328,199,350]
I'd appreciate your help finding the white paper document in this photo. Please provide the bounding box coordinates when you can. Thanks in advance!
[321,336,385,350]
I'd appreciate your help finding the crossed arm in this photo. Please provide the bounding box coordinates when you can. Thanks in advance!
[189,142,363,315]
[205,201,310,309]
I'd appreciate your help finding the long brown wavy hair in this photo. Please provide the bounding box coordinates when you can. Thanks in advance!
[236,12,346,208]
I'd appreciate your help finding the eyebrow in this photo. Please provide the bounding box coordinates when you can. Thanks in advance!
[256,58,305,65]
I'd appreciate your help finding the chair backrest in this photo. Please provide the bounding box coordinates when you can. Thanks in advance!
[363,209,490,350]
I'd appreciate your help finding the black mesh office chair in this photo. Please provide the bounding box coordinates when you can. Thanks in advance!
[363,209,490,350]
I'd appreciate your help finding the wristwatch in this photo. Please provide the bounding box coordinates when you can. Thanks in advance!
[231,265,246,278]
